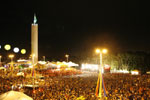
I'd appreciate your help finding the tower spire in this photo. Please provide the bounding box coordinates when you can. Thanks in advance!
[33,14,37,24]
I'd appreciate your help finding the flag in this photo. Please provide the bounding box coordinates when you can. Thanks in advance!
[95,72,100,97]
[102,74,107,97]
[95,72,107,98]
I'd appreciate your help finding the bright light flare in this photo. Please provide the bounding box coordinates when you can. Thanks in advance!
[102,49,107,54]
[131,70,139,75]
[96,48,107,54]
[13,47,19,53]
[81,63,99,71]
[65,54,69,57]
[21,49,26,54]
[4,44,11,50]
[38,61,46,65]
[8,54,14,58]
[96,49,100,53]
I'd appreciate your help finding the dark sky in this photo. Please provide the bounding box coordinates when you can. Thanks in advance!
[0,0,150,60]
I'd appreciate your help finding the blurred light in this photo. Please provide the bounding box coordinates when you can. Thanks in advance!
[63,61,79,67]
[95,48,108,54]
[38,61,46,64]
[33,54,35,57]
[111,69,129,73]
[17,59,28,62]
[131,70,139,75]
[65,54,69,57]
[81,63,99,71]
[17,72,24,76]
[31,54,35,57]
[0,45,1,49]
[57,65,60,69]
[4,44,11,50]
[21,49,26,54]
[104,64,110,69]
[11,85,14,90]
[29,65,33,68]
[146,71,150,74]
[32,90,36,94]
[39,88,42,92]
[13,47,19,53]
[67,61,79,67]
[102,49,107,54]
[8,54,14,58]
[96,49,100,53]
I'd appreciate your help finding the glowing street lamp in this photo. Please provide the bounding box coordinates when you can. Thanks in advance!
[21,49,26,54]
[8,54,14,73]
[13,47,19,53]
[4,44,11,51]
[95,48,107,99]
[102,49,107,54]
[9,54,14,60]
[65,54,69,62]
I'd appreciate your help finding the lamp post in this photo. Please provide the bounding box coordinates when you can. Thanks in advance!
[95,49,107,99]
[65,54,69,62]
[8,54,14,73]
[43,56,45,62]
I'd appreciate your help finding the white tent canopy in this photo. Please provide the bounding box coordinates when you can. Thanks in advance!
[0,91,33,100]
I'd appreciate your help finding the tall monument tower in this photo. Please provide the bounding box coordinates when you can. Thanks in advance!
[31,14,38,65]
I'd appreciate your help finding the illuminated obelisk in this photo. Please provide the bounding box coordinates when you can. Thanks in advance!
[31,14,38,65]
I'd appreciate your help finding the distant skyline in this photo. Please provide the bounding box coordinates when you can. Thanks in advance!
[0,0,150,60]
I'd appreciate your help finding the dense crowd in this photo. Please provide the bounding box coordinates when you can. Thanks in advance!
[0,71,150,100]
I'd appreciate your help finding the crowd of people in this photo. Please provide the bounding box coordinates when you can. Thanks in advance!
[39,68,82,77]
[0,70,150,100]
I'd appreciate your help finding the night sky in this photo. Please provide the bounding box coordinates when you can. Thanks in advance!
[0,0,150,60]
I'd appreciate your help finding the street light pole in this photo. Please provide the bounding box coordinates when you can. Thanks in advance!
[8,54,14,75]
[43,56,45,62]
[65,54,69,62]
[95,49,107,99]
[98,51,103,99]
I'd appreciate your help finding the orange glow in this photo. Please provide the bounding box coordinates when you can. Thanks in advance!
[65,54,69,57]
[102,49,107,54]
[95,48,107,54]
[96,49,100,53]
[32,90,36,94]
[8,54,14,58]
